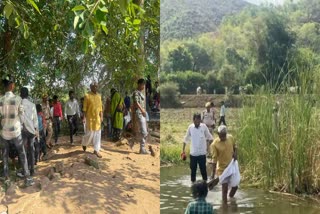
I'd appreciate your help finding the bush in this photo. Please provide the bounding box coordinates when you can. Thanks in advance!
[159,82,181,108]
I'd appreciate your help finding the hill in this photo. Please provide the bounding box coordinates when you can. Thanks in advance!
[160,0,251,41]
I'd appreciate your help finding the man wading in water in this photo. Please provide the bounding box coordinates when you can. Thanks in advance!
[208,125,239,204]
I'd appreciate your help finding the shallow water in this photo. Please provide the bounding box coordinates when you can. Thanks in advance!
[160,166,320,214]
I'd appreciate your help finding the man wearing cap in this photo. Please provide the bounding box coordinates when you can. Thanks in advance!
[42,94,53,148]
[132,78,149,154]
[0,75,34,186]
[209,125,238,204]
[202,102,216,156]
[182,113,214,183]
[82,82,103,158]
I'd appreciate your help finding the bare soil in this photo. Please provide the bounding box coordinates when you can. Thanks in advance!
[0,134,160,214]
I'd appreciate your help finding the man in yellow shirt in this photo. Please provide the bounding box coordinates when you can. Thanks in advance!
[82,82,103,158]
[209,125,238,204]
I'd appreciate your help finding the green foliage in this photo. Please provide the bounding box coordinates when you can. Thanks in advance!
[159,82,181,108]
[168,46,193,72]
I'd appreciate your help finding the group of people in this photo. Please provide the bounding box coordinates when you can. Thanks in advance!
[0,75,152,187]
[182,101,239,213]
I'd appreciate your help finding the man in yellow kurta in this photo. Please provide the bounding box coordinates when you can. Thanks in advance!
[210,125,238,204]
[82,82,103,158]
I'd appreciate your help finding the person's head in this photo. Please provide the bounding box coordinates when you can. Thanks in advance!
[111,88,116,95]
[80,97,84,102]
[36,104,42,113]
[205,102,211,111]
[90,82,98,94]
[137,78,145,91]
[218,125,227,141]
[20,87,29,99]
[147,75,151,79]
[2,75,15,92]
[191,181,208,199]
[42,94,48,103]
[221,101,225,105]
[155,81,159,87]
[53,95,58,103]
[69,90,75,100]
[210,102,214,107]
[193,113,202,128]
[125,91,128,96]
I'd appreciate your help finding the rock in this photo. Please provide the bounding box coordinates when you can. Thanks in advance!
[125,156,132,160]
[47,167,55,180]
[112,175,116,178]
[150,131,160,138]
[84,156,99,169]
[54,161,64,173]
[116,139,128,147]
[6,183,18,195]
[53,173,61,180]
[148,145,155,157]
[39,177,50,190]
[0,205,7,214]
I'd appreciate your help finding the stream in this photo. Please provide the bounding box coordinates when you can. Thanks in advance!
[160,166,320,214]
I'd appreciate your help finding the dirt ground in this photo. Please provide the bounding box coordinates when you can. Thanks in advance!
[0,134,160,214]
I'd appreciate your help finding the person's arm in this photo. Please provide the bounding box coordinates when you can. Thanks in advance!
[99,96,103,123]
[76,101,81,118]
[182,126,191,153]
[204,125,213,144]
[82,96,87,123]
[133,92,146,117]
[211,142,218,179]
[64,101,67,119]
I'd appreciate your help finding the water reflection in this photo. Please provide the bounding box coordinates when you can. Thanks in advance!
[161,166,320,214]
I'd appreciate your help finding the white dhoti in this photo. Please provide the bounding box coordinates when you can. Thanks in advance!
[219,159,241,187]
[82,129,101,152]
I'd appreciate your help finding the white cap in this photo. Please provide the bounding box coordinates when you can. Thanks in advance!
[218,125,227,133]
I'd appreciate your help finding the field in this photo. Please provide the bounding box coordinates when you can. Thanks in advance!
[161,97,320,195]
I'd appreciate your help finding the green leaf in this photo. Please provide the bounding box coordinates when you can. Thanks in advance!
[23,23,29,39]
[84,22,94,37]
[133,19,141,25]
[119,0,129,15]
[73,16,80,29]
[4,3,14,19]
[54,24,59,31]
[96,9,106,23]
[99,6,108,13]
[27,0,41,14]
[80,11,85,21]
[102,25,108,35]
[72,5,86,11]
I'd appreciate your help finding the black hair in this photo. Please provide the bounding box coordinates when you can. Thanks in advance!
[69,90,74,96]
[20,87,29,99]
[137,78,145,85]
[2,75,15,88]
[191,181,208,199]
[193,113,202,120]
[53,95,58,100]
[36,104,42,113]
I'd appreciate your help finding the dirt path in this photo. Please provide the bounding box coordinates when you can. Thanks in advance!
[0,135,160,214]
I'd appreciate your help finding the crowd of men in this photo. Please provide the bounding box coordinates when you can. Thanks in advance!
[0,75,155,187]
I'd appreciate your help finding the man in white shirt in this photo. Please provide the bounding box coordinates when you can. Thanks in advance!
[0,75,34,186]
[64,90,80,145]
[20,87,38,176]
[219,101,227,126]
[182,113,213,182]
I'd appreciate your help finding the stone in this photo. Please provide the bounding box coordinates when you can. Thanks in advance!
[53,173,61,180]
[47,167,55,180]
[39,177,50,190]
[5,183,18,195]
[84,156,99,169]
[54,161,64,173]
[116,138,128,147]
[0,205,8,214]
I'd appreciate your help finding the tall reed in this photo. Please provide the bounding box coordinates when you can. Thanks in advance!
[237,68,320,193]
